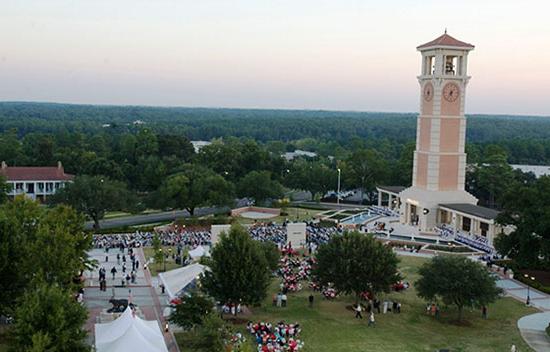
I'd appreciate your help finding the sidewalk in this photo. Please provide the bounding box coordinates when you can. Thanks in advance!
[396,250,550,351]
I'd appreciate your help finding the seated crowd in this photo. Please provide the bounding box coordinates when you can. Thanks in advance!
[305,225,343,246]
[246,321,304,352]
[249,224,287,245]
[92,230,212,249]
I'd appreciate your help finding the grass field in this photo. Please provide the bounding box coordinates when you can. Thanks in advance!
[177,255,536,352]
[142,246,183,276]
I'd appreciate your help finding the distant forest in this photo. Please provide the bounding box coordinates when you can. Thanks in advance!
[1,102,550,164]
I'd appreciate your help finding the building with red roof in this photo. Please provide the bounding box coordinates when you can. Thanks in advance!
[1,161,74,201]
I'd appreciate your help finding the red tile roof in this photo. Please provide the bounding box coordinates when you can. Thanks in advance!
[0,162,74,181]
[417,33,474,50]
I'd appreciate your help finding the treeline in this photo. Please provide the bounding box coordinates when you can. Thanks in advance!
[2,102,550,164]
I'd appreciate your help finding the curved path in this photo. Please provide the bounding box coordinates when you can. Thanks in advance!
[396,250,550,351]
[517,312,550,352]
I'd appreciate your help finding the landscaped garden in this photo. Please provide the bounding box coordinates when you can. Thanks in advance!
[175,255,536,352]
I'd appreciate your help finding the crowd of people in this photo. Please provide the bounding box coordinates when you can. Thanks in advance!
[277,253,314,293]
[249,224,287,244]
[246,321,304,352]
[305,225,343,246]
[92,230,212,249]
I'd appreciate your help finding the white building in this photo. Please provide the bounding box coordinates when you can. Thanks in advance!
[1,161,74,202]
[282,150,318,161]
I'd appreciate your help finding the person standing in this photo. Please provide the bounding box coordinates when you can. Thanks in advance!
[308,294,314,308]
[368,312,375,327]
[281,293,287,307]
[482,306,487,319]
[111,266,117,280]
[354,304,363,319]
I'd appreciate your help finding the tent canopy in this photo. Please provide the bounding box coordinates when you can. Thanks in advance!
[95,307,168,352]
[158,263,207,299]
[188,245,209,259]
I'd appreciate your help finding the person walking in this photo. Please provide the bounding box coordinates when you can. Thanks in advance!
[482,306,487,319]
[368,312,375,327]
[281,293,287,307]
[111,266,117,280]
[354,304,363,319]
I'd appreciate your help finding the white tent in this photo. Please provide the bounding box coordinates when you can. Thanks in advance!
[95,307,168,352]
[188,245,209,260]
[158,263,207,300]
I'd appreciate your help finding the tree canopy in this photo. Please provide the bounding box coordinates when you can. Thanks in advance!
[49,175,134,229]
[0,197,91,316]
[416,255,502,321]
[11,282,89,352]
[496,175,550,269]
[314,231,400,303]
[156,164,235,215]
[201,225,272,306]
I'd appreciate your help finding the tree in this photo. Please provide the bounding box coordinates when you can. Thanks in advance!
[190,312,230,352]
[0,197,42,316]
[0,198,91,316]
[495,175,550,269]
[152,233,164,270]
[285,160,337,201]
[201,225,271,307]
[169,292,214,330]
[257,241,281,272]
[343,149,388,204]
[475,148,515,208]
[237,171,283,204]
[11,282,88,352]
[49,175,132,229]
[314,231,400,304]
[0,175,9,204]
[30,205,91,286]
[416,255,502,321]
[158,165,235,216]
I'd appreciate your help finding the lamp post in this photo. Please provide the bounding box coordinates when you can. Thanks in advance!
[337,168,341,205]
[525,274,535,305]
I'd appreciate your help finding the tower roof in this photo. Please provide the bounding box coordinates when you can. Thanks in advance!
[417,32,474,51]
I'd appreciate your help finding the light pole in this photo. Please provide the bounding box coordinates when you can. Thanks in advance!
[525,274,535,305]
[337,168,341,205]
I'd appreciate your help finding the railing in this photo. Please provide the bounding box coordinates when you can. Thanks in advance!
[437,224,493,254]
[369,206,398,217]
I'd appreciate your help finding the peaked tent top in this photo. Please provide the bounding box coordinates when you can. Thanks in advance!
[417,33,474,50]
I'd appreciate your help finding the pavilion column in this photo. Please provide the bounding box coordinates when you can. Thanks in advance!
[377,191,382,207]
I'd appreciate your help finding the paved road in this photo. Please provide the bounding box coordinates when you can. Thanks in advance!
[85,206,227,230]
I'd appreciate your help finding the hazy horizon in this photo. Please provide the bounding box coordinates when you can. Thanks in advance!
[2,1,550,116]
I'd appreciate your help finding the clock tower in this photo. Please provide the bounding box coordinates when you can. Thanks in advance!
[399,32,478,232]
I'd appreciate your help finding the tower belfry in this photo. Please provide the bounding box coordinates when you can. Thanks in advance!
[399,32,477,231]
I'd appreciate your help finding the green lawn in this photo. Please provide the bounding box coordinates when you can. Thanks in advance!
[234,207,322,225]
[178,256,536,352]
[142,246,183,276]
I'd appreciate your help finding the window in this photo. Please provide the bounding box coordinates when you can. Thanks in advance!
[462,217,471,232]
[480,222,489,237]
[424,56,435,75]
[444,56,458,75]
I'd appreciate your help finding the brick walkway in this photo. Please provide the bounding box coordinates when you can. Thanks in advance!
[83,248,180,352]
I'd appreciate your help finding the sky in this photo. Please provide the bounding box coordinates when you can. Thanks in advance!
[0,0,549,116]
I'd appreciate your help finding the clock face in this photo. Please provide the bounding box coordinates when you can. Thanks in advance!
[443,82,460,102]
[423,83,433,102]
